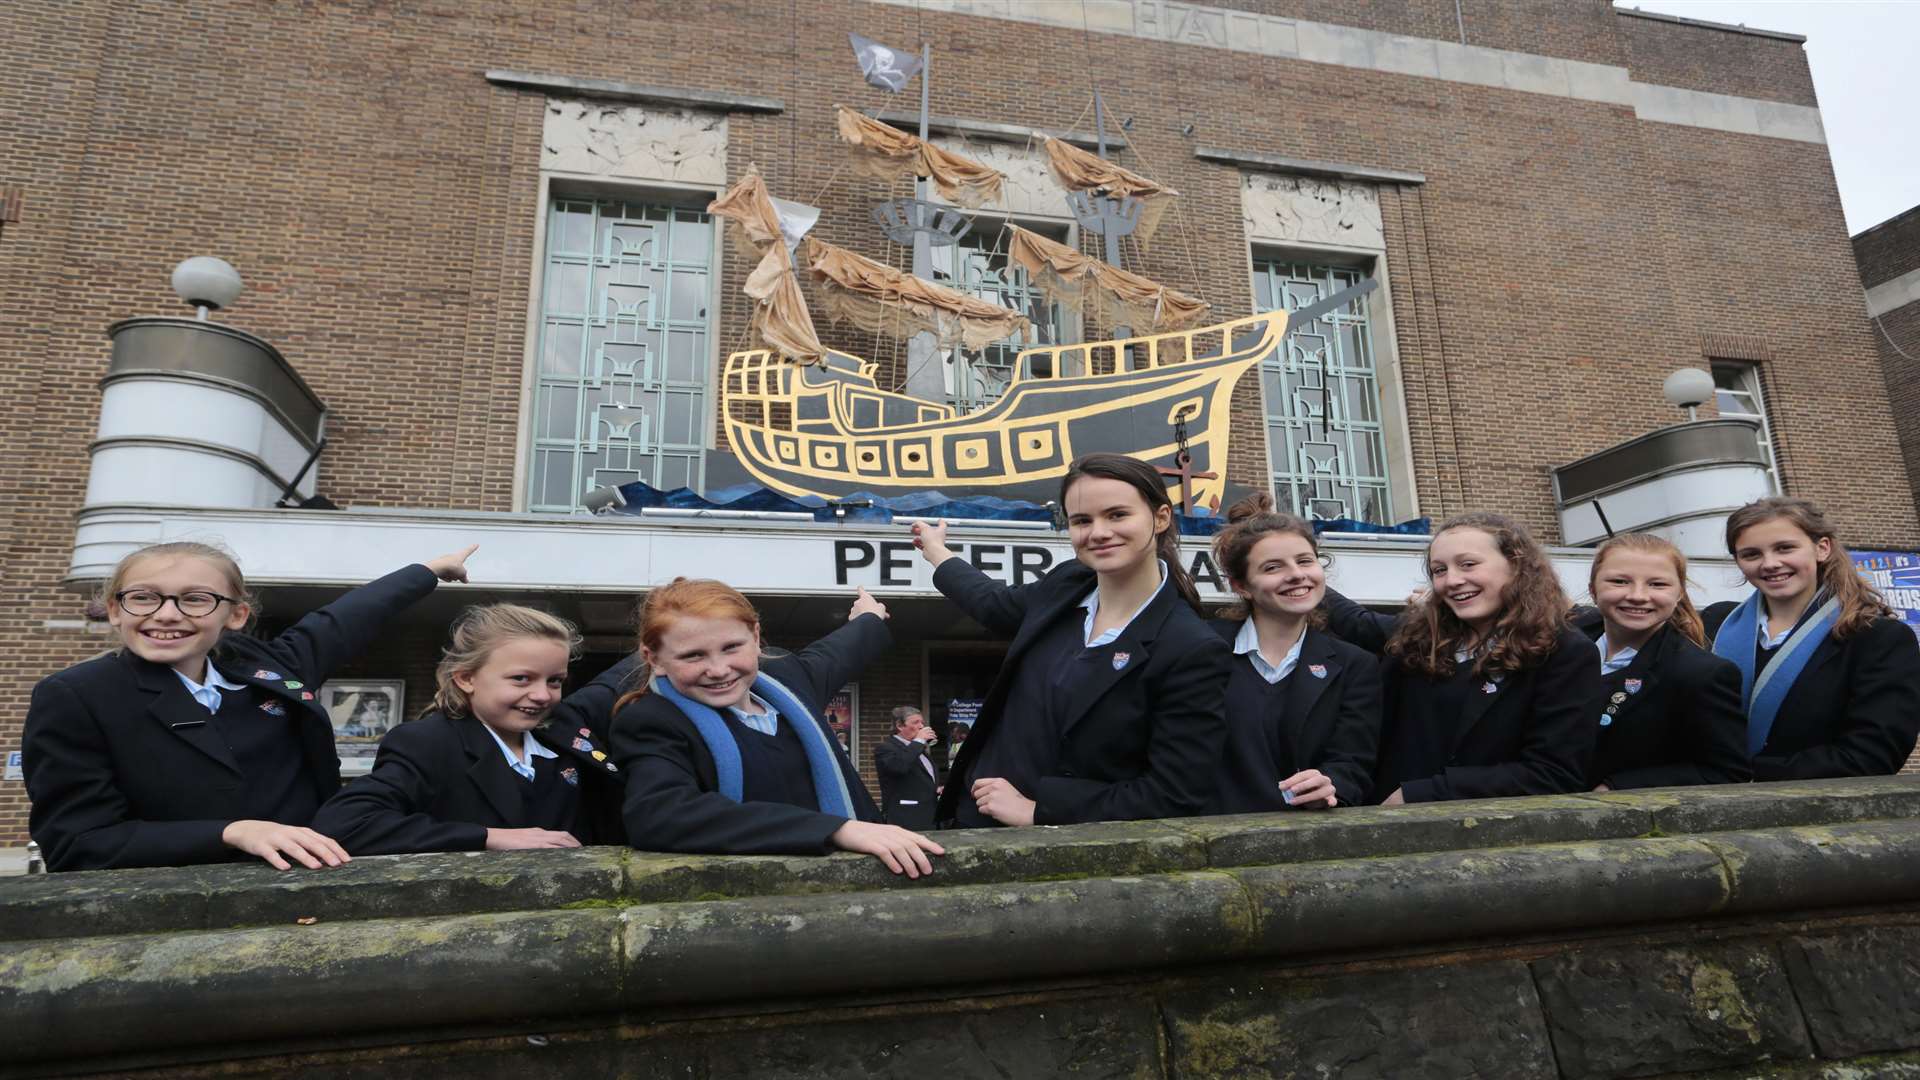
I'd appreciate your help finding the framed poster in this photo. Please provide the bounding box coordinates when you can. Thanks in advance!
[823,684,858,755]
[325,680,404,775]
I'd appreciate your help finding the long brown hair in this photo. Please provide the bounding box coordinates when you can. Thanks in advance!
[1724,496,1892,640]
[612,578,763,714]
[1387,512,1571,677]
[1588,533,1706,647]
[1211,491,1327,625]
[1060,453,1202,612]
[432,604,582,719]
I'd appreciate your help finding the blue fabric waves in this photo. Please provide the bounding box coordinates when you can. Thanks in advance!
[612,481,1429,538]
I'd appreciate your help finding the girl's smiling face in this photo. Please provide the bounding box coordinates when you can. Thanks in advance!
[453,637,571,739]
[1428,527,1514,632]
[1066,476,1168,578]
[107,555,250,678]
[1732,517,1831,610]
[1235,531,1325,618]
[1592,548,1683,641]
[644,614,762,710]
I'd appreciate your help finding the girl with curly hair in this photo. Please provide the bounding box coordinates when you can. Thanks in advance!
[1321,513,1601,804]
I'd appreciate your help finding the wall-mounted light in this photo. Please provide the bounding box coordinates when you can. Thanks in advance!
[1662,367,1715,423]
[170,257,244,321]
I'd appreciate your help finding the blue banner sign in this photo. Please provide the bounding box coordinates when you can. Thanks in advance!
[1854,549,1920,643]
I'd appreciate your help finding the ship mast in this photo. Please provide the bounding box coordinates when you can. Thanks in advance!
[904,43,942,403]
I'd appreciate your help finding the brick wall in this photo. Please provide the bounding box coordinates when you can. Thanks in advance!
[1855,205,1920,544]
[2,0,1914,840]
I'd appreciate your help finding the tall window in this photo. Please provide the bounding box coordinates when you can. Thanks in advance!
[930,221,1066,414]
[526,195,714,512]
[1712,362,1780,491]
[1253,258,1391,523]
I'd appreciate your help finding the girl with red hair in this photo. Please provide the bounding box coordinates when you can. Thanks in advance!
[609,579,943,876]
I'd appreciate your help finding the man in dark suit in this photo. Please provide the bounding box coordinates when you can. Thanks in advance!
[873,705,939,831]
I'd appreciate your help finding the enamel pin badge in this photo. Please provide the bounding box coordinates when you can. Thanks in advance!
[1308,664,1328,679]
[572,737,594,753]
[1481,682,1498,695]
[560,766,579,787]
[259,700,286,717]
[1112,651,1130,670]
[253,670,282,681]
[1624,679,1643,694]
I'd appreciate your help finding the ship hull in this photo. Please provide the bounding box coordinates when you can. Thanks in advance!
[721,312,1283,509]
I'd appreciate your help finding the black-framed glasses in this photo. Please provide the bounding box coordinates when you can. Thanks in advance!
[113,590,239,618]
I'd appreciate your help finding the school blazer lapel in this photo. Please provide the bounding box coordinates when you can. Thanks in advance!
[454,719,526,823]
[1285,630,1340,745]
[1450,662,1511,752]
[1604,627,1669,728]
[125,651,243,775]
[1059,588,1173,737]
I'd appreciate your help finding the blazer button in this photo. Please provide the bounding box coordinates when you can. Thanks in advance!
[1060,768,1076,778]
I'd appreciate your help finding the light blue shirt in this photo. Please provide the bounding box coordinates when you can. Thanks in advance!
[1596,635,1639,676]
[1079,561,1169,647]
[174,664,249,714]
[1233,618,1304,684]
[480,724,559,782]
[729,693,778,736]
[1757,620,1794,650]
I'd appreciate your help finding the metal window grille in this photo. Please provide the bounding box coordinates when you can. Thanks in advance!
[930,222,1065,414]
[1712,362,1781,492]
[1253,259,1392,524]
[526,197,714,511]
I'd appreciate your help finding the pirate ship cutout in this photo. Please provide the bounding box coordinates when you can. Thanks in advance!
[711,46,1375,512]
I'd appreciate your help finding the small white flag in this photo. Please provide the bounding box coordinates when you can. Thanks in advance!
[849,32,923,93]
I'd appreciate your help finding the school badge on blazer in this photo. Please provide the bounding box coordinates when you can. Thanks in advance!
[1111,651,1130,670]
[1308,664,1328,679]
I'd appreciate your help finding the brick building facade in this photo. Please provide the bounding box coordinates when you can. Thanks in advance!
[3,0,1914,841]
[1855,205,1920,515]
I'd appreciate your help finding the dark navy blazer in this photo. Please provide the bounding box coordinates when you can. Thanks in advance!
[24,565,439,871]
[1702,601,1920,779]
[932,558,1230,826]
[1205,619,1383,811]
[311,655,638,854]
[611,614,888,856]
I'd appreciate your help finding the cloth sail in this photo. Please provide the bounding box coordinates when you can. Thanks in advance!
[1005,224,1211,333]
[835,106,1005,209]
[707,169,829,365]
[1040,136,1177,247]
[804,237,1031,353]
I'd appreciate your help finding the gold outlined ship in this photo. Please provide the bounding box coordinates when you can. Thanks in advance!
[722,311,1289,509]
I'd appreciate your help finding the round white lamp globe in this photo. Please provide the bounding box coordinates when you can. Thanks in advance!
[1662,367,1715,410]
[170,257,245,312]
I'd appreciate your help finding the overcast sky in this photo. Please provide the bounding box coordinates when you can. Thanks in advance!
[1620,0,1919,234]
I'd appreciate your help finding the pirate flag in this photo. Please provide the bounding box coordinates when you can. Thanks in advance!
[848,32,923,93]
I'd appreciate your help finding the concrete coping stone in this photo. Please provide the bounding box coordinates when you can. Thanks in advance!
[0,777,1912,943]
[6,818,1919,1065]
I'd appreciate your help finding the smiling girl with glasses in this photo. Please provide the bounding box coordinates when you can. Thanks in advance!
[23,540,477,872]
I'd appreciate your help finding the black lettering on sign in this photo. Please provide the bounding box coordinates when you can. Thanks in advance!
[835,541,875,586]
[879,541,915,586]
[1013,545,1054,586]
[1188,550,1225,592]
[969,544,1005,577]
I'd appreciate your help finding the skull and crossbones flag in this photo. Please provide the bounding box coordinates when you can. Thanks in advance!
[848,32,923,92]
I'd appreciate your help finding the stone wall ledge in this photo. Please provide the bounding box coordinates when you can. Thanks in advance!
[4,814,1920,1065]
[4,777,1914,945]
